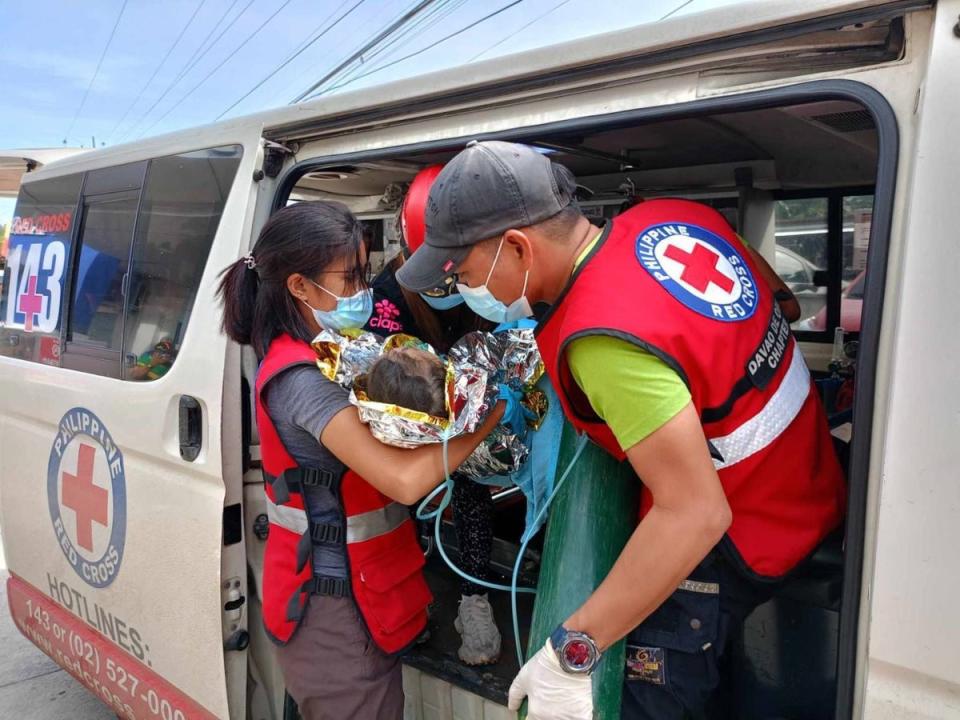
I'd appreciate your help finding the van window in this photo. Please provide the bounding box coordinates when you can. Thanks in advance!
[775,192,873,336]
[0,173,82,365]
[774,198,828,329]
[0,145,242,378]
[68,193,139,351]
[122,146,242,381]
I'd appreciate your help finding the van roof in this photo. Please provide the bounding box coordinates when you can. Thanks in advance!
[255,0,920,138]
[26,0,922,179]
[0,149,87,197]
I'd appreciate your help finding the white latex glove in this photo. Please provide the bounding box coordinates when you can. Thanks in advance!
[507,639,594,719]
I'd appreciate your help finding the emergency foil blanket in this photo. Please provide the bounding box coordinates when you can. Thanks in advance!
[310,328,545,481]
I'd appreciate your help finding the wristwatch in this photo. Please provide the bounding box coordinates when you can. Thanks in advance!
[549,624,601,675]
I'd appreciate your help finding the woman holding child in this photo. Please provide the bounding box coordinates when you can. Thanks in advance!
[217,200,504,720]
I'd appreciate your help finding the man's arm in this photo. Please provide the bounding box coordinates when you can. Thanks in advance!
[562,401,731,650]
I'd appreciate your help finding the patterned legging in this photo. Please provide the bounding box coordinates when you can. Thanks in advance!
[451,477,495,596]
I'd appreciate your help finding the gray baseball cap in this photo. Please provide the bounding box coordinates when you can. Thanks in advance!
[397,140,576,292]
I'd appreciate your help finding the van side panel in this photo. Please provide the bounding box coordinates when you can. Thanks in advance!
[863,3,960,717]
[0,121,264,719]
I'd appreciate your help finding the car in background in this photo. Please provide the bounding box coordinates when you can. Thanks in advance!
[796,270,865,332]
[776,246,826,321]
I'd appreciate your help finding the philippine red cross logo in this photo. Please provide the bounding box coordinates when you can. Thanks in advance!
[636,223,759,322]
[48,408,126,588]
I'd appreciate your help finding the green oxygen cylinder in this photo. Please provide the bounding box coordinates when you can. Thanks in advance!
[524,423,639,719]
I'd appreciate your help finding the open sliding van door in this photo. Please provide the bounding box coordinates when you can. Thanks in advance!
[0,121,265,719]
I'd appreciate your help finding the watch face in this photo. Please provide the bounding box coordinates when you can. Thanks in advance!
[564,640,592,668]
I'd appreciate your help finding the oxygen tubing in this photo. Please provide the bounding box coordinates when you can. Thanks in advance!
[415,430,590,667]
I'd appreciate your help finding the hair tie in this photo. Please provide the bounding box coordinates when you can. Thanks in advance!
[242,253,257,270]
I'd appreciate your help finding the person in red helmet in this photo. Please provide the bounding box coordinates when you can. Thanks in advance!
[363,165,505,666]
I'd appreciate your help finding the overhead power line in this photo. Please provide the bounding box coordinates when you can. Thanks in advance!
[216,0,365,120]
[659,0,696,21]
[328,0,467,92]
[138,0,296,138]
[119,0,252,141]
[313,0,525,100]
[171,0,244,87]
[63,0,131,144]
[468,0,571,62]
[290,0,440,104]
[174,0,253,89]
[106,0,210,144]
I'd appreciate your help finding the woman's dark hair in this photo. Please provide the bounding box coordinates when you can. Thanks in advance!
[218,201,366,357]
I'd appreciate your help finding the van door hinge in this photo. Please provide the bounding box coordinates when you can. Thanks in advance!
[261,140,296,179]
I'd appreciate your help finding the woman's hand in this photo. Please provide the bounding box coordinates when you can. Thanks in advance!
[321,401,506,505]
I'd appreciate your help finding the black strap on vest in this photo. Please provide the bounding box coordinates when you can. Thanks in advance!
[701,375,754,425]
[295,531,312,574]
[310,523,344,545]
[701,304,791,426]
[265,467,339,504]
[286,576,352,621]
[309,577,350,597]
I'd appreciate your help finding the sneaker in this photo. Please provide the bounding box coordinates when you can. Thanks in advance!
[454,594,502,665]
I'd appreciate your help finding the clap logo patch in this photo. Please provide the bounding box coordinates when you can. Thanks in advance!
[635,223,758,322]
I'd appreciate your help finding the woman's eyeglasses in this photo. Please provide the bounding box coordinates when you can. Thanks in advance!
[327,262,373,286]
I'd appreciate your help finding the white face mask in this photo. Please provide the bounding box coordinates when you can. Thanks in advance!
[456,236,533,324]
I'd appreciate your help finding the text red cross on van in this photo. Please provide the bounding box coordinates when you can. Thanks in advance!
[664,243,735,294]
[17,276,43,332]
[62,444,108,552]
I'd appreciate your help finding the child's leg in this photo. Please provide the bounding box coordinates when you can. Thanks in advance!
[451,477,494,594]
[451,477,502,665]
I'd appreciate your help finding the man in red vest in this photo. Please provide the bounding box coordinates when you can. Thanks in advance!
[398,141,845,720]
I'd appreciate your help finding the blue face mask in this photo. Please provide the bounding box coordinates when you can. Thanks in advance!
[420,291,465,311]
[304,279,373,332]
[456,236,532,323]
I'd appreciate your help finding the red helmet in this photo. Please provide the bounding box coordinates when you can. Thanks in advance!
[400,164,444,253]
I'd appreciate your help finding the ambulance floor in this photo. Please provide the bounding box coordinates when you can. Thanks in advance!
[0,571,114,719]
[401,555,534,710]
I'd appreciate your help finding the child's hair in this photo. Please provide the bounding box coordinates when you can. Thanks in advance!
[365,348,447,417]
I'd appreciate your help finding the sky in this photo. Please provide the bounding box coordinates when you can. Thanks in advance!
[0,0,738,224]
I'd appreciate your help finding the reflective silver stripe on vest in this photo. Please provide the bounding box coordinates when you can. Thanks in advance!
[266,495,309,534]
[709,347,810,470]
[266,494,407,543]
[346,502,409,543]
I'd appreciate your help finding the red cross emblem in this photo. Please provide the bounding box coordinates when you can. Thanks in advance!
[663,243,735,295]
[61,444,109,552]
[17,276,44,332]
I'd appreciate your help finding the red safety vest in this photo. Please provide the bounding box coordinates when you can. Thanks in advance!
[536,199,846,579]
[255,334,432,651]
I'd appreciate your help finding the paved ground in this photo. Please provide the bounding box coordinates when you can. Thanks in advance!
[0,564,113,719]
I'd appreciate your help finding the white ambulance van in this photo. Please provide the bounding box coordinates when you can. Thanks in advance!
[1,1,958,718]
